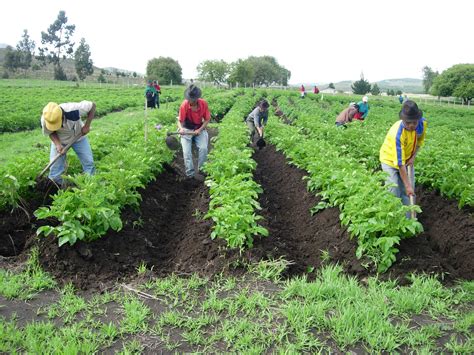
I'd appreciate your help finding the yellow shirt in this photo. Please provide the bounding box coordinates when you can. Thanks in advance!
[379,118,427,169]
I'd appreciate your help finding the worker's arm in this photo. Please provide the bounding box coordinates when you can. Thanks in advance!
[256,111,268,137]
[49,132,63,154]
[194,102,211,136]
[398,164,414,196]
[362,104,369,118]
[406,147,419,166]
[195,118,210,135]
[81,102,96,135]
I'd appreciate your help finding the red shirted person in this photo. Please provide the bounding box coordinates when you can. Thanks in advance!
[177,85,211,181]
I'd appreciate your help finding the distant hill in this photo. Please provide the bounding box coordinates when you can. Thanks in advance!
[0,47,143,83]
[331,78,423,94]
[300,78,424,94]
[0,43,9,49]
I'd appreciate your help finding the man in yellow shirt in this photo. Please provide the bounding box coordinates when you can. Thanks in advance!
[379,100,427,207]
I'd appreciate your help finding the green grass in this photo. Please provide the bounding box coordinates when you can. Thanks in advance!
[0,248,56,299]
[1,257,473,353]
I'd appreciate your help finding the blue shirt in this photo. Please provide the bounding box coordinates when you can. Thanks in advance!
[357,101,369,119]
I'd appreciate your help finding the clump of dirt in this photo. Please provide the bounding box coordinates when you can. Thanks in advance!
[0,180,57,257]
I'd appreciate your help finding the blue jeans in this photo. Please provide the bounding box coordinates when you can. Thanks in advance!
[381,163,415,206]
[49,137,95,184]
[180,130,208,177]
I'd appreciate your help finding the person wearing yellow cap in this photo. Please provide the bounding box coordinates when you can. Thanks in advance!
[41,100,96,185]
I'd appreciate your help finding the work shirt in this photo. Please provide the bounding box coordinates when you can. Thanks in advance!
[335,106,358,125]
[379,118,427,169]
[246,106,268,128]
[179,99,211,130]
[357,101,369,119]
[41,101,93,145]
[145,85,157,99]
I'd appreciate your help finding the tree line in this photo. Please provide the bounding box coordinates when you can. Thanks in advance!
[146,56,291,87]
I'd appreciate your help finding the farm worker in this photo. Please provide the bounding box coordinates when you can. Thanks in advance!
[245,99,270,144]
[178,84,211,181]
[335,103,359,128]
[399,94,404,104]
[313,86,320,94]
[379,100,427,210]
[353,96,369,120]
[144,80,157,109]
[41,101,96,185]
[153,80,161,108]
[300,84,306,98]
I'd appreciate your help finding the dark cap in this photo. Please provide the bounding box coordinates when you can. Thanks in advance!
[399,100,422,122]
[185,84,202,101]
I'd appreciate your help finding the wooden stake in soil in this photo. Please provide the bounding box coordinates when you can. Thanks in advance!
[144,98,148,142]
[407,166,416,219]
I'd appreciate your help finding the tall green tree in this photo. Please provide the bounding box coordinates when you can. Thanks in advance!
[146,57,182,85]
[3,46,19,72]
[422,66,439,93]
[3,30,36,74]
[228,59,254,87]
[371,83,381,95]
[197,59,229,85]
[328,82,335,89]
[246,56,290,86]
[38,10,76,80]
[74,38,94,80]
[351,74,371,94]
[431,64,474,103]
[16,30,35,73]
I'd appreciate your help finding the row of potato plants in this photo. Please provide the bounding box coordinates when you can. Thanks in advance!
[276,93,473,208]
[203,93,268,249]
[34,110,178,246]
[0,85,183,132]
[0,90,240,212]
[0,111,159,212]
[266,98,423,272]
[30,90,239,246]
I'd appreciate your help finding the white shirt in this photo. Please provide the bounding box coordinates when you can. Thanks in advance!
[41,101,93,145]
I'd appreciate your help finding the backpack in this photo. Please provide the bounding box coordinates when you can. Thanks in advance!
[146,91,154,101]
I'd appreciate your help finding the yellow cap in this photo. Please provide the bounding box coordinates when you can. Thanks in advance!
[42,102,62,131]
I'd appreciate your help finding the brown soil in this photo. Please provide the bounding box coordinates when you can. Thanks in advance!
[0,133,473,290]
[250,145,474,284]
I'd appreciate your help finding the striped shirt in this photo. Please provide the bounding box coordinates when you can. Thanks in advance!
[379,118,427,169]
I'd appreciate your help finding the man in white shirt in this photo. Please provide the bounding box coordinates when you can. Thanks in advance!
[41,101,96,185]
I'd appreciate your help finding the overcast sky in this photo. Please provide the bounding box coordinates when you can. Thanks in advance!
[1,0,472,84]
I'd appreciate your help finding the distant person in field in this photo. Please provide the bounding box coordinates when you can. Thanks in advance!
[404,94,408,102]
[153,80,161,108]
[380,100,427,212]
[399,94,404,104]
[300,84,306,98]
[313,86,320,94]
[41,101,96,186]
[245,99,270,145]
[353,96,369,120]
[335,103,359,128]
[144,80,157,109]
[178,84,211,181]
